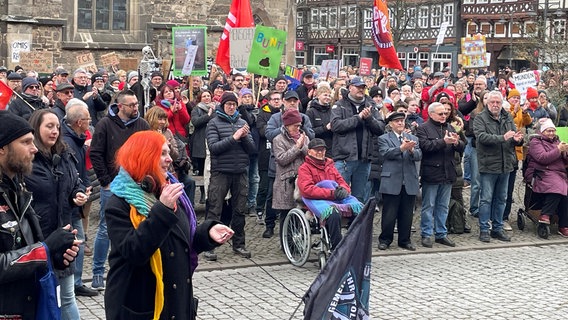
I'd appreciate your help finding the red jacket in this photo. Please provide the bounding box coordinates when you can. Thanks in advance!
[156,99,191,137]
[297,155,350,200]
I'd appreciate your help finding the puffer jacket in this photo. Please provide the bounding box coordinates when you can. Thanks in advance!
[330,95,384,162]
[306,98,333,157]
[7,93,48,120]
[473,108,520,174]
[272,128,308,210]
[524,134,568,195]
[206,106,256,174]
[0,174,48,319]
[297,155,350,200]
[416,118,465,184]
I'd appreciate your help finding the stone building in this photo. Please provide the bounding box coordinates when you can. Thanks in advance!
[0,0,294,74]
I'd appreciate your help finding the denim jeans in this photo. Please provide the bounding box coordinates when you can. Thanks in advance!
[334,160,371,203]
[420,183,452,239]
[72,217,85,287]
[479,172,509,232]
[469,147,481,216]
[92,187,111,277]
[463,136,473,182]
[247,155,260,209]
[59,274,80,320]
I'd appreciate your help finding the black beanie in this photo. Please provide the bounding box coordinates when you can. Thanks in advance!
[220,92,238,107]
[0,110,34,148]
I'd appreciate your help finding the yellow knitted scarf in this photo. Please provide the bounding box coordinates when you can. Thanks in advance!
[129,205,164,319]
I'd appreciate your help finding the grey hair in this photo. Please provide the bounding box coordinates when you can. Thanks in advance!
[428,102,443,114]
[487,90,503,102]
[65,98,89,123]
[73,68,87,77]
[475,75,487,85]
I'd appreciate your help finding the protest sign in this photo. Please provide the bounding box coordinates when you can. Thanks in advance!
[172,26,208,76]
[230,27,255,69]
[247,25,286,78]
[320,60,341,79]
[76,52,98,73]
[359,58,373,76]
[460,34,488,68]
[100,52,120,68]
[19,51,53,73]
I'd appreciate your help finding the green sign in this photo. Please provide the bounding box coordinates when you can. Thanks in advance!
[172,26,208,76]
[246,26,286,78]
[557,127,568,143]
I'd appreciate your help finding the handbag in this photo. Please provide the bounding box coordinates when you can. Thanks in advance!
[36,243,61,320]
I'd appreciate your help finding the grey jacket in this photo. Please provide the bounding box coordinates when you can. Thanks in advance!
[330,96,384,162]
[473,108,520,174]
[378,131,422,195]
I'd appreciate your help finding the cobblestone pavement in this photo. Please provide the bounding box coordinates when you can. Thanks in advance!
[78,244,568,319]
[76,173,568,318]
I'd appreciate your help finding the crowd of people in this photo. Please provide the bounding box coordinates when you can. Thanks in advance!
[1,60,567,318]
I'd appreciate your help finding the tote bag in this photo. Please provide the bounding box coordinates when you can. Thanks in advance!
[36,243,61,320]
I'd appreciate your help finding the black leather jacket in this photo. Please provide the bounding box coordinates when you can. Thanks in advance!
[0,174,48,318]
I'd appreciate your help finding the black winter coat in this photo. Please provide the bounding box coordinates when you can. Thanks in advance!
[190,103,216,159]
[306,99,333,157]
[256,104,280,171]
[104,195,219,320]
[73,83,108,127]
[416,119,465,184]
[90,105,150,187]
[7,94,48,120]
[206,108,256,174]
[0,175,47,319]
[61,121,89,187]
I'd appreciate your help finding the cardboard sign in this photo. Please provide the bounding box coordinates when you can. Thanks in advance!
[320,59,341,79]
[230,27,255,69]
[18,51,53,73]
[119,58,139,72]
[76,52,97,73]
[359,58,373,76]
[100,52,120,68]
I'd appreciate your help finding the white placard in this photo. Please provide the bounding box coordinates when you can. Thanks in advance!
[10,40,31,63]
[512,71,537,103]
[436,22,449,45]
[230,27,255,69]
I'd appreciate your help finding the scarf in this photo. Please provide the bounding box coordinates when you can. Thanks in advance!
[110,170,198,319]
[215,109,240,123]
[302,180,363,221]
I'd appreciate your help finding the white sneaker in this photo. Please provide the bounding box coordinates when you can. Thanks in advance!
[503,221,513,231]
[256,212,265,225]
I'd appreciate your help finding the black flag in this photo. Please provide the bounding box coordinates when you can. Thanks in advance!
[302,198,375,320]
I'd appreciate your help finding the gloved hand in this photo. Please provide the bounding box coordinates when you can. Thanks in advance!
[334,186,349,200]
[44,228,76,269]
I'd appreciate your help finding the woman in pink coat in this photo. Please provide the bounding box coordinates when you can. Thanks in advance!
[524,118,568,237]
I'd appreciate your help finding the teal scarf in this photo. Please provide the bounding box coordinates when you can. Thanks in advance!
[110,167,157,216]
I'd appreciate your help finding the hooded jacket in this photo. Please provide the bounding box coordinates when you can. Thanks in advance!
[524,134,568,195]
[7,93,48,120]
[90,104,150,187]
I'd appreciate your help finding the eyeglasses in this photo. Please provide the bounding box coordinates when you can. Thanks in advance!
[122,102,139,108]
[27,85,40,90]
[234,79,244,82]
[270,98,281,101]
[435,112,449,116]
[59,90,74,95]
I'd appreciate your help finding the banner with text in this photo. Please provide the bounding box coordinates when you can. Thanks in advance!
[19,51,53,73]
[512,70,538,103]
[172,26,208,76]
[359,58,373,76]
[320,59,341,79]
[460,34,488,68]
[247,25,286,78]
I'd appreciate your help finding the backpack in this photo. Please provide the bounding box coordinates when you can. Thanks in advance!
[446,199,466,234]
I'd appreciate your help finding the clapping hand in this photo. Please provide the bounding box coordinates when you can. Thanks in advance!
[296,133,306,148]
[232,123,250,141]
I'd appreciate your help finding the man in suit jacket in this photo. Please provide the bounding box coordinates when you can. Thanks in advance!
[377,112,422,251]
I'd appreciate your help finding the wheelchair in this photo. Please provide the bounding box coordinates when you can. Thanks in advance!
[281,207,331,270]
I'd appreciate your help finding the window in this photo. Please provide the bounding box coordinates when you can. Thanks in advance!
[329,8,338,29]
[313,47,329,65]
[348,6,357,28]
[296,51,306,67]
[477,0,488,3]
[525,21,537,36]
[418,6,429,29]
[431,5,442,28]
[311,8,319,29]
[78,0,128,31]
[364,8,373,30]
[343,47,359,67]
[443,3,454,26]
[553,19,566,40]
[431,53,452,73]
[463,0,475,3]
[406,7,416,29]
[494,23,506,36]
[397,52,406,69]
[480,22,491,35]
[297,11,304,29]
[389,8,395,29]
[320,8,329,29]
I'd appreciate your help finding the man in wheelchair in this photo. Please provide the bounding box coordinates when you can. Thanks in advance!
[297,138,363,250]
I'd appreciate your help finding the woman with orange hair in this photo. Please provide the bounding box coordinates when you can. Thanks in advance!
[103,131,233,320]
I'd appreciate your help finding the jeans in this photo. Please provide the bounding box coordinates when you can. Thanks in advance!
[334,160,371,203]
[420,183,452,239]
[463,136,473,182]
[503,169,517,221]
[469,147,481,216]
[479,172,509,232]
[247,155,260,210]
[59,274,80,320]
[92,188,111,277]
[72,217,85,287]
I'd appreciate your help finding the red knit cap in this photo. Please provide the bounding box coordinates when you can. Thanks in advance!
[526,87,538,100]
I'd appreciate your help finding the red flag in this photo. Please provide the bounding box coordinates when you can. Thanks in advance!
[371,0,403,70]
[0,80,13,110]
[215,0,255,75]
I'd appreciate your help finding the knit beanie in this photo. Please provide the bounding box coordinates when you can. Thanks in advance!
[166,79,180,88]
[239,87,253,97]
[21,77,39,92]
[507,88,520,99]
[539,118,556,133]
[282,109,302,126]
[91,73,104,83]
[220,92,238,107]
[0,111,34,148]
[526,87,538,100]
[127,71,138,82]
